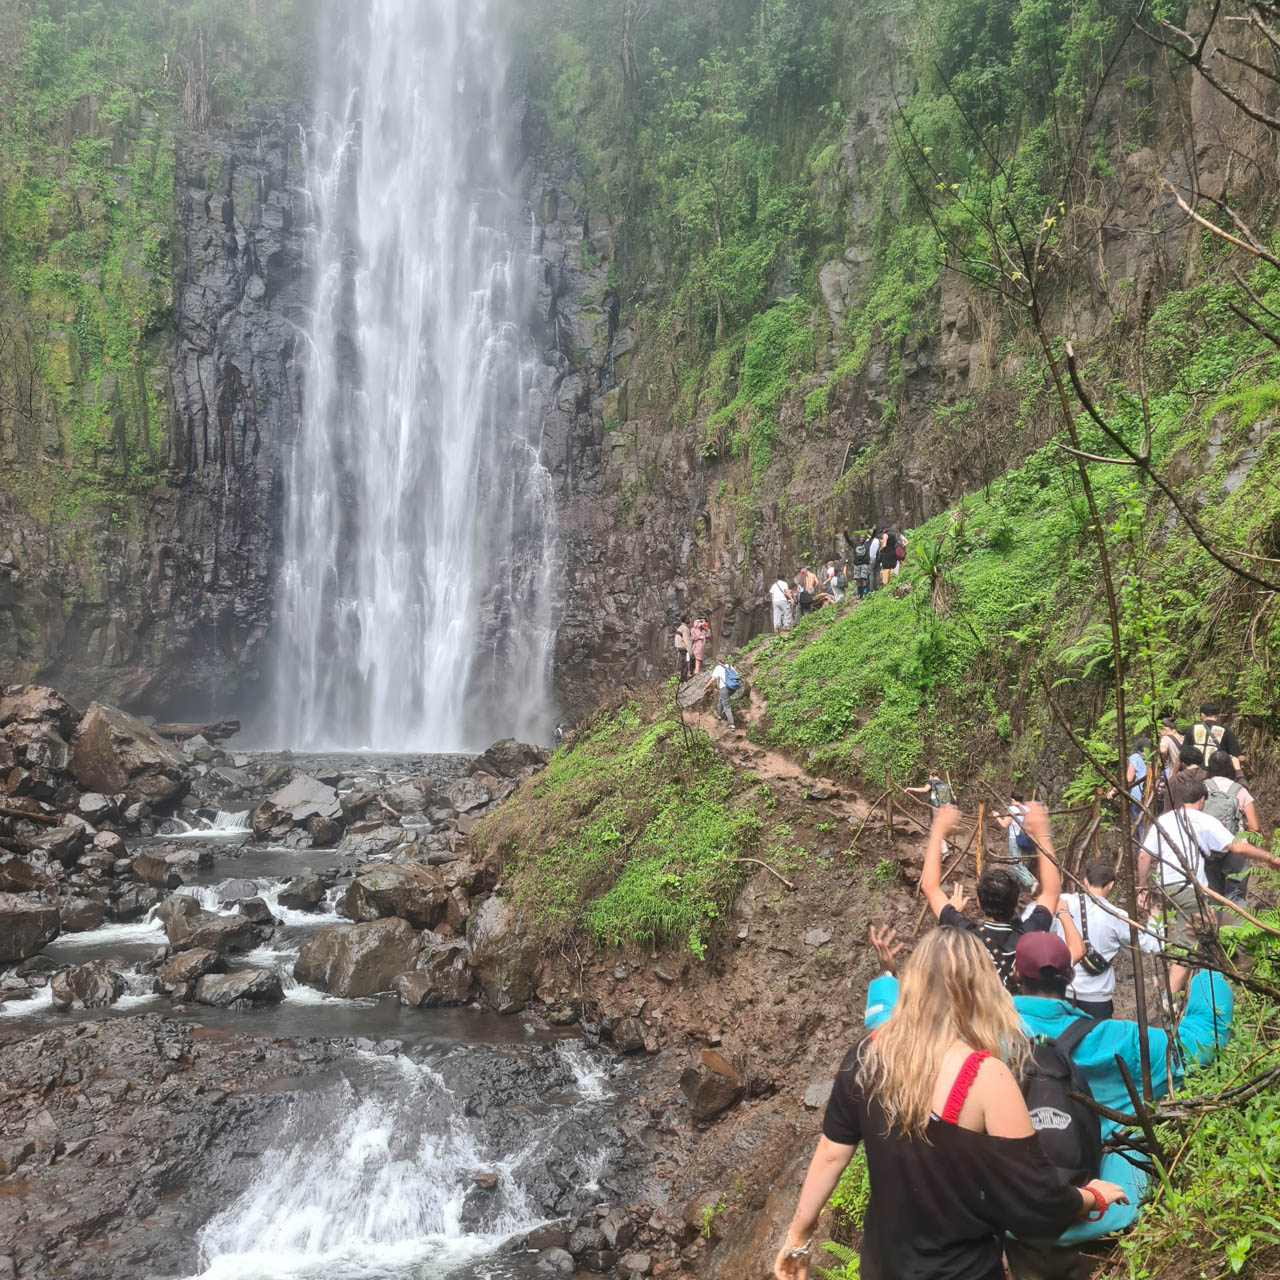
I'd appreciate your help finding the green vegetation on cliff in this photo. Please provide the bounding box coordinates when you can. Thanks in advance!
[0,0,308,499]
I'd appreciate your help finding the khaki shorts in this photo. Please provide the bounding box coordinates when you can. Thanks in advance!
[880,568,893,586]
[1158,881,1206,952]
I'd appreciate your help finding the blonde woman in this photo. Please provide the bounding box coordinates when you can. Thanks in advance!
[773,928,1128,1280]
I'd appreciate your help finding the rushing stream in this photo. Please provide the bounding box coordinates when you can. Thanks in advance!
[274,0,557,753]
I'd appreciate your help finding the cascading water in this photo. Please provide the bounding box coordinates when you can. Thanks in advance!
[274,0,557,753]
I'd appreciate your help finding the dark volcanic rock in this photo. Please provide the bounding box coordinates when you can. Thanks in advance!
[294,917,422,997]
[155,895,257,953]
[0,893,60,961]
[466,895,536,1015]
[69,703,189,807]
[394,936,475,1007]
[266,773,341,823]
[57,896,107,933]
[49,961,125,1010]
[277,873,326,911]
[194,969,284,1007]
[340,862,448,930]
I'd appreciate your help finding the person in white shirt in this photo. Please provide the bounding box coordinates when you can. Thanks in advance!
[867,532,882,593]
[994,790,1036,890]
[769,577,793,632]
[1138,775,1280,997]
[710,655,737,730]
[1050,860,1162,1019]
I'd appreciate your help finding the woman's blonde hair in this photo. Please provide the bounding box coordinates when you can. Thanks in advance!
[856,927,1029,1139]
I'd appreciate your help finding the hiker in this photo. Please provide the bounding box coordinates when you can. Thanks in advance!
[769,576,793,631]
[1155,717,1183,812]
[894,531,908,575]
[673,616,692,682]
[1177,740,1206,783]
[851,532,873,598]
[1052,860,1162,1019]
[906,772,955,810]
[1107,735,1150,837]
[1138,775,1280,1000]
[1183,701,1244,774]
[1203,751,1261,915]
[689,617,711,673]
[820,560,846,603]
[794,569,815,618]
[773,928,1130,1280]
[920,802,1073,992]
[995,790,1037,891]
[710,654,740,730]
[875,529,898,588]
[862,928,1233,1280]
[866,530,882,592]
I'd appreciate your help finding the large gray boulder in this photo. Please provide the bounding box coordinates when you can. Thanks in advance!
[155,895,257,953]
[49,961,125,1010]
[294,918,422,998]
[155,947,222,995]
[393,936,475,1007]
[69,702,189,807]
[340,863,448,930]
[265,773,341,823]
[20,824,87,866]
[132,847,212,889]
[0,685,78,737]
[466,895,536,1015]
[277,873,326,911]
[0,894,59,961]
[194,970,284,1007]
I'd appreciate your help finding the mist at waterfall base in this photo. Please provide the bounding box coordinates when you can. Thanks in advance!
[271,0,558,754]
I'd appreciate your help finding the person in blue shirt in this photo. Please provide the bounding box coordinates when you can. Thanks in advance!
[864,917,1233,1278]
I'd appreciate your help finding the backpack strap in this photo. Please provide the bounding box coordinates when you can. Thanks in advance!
[1051,1015,1097,1057]
[940,1050,990,1124]
[1076,893,1090,946]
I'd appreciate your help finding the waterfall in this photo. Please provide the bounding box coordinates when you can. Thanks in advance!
[274,0,557,753]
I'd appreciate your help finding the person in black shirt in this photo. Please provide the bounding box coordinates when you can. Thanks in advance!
[1183,701,1244,774]
[875,529,898,588]
[921,802,1080,992]
[772,927,1128,1280]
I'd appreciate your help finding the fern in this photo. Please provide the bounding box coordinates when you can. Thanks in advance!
[815,1240,860,1280]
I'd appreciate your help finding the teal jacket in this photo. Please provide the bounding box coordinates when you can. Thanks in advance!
[863,969,1233,1243]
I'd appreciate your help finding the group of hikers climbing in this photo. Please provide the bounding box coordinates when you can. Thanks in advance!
[772,710,1278,1280]
[768,528,909,632]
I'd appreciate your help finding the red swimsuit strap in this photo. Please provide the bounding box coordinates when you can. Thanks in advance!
[940,1050,991,1125]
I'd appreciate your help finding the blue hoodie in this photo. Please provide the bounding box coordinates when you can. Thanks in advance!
[863,969,1233,1242]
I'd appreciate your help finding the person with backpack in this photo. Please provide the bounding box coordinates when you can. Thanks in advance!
[1203,751,1262,916]
[894,532,908,575]
[1139,775,1280,1001]
[866,531,882,593]
[920,802,1077,993]
[710,654,741,730]
[862,927,1234,1279]
[773,927,1129,1280]
[995,789,1037,891]
[850,532,873,598]
[1051,860,1163,1019]
[1183,701,1244,774]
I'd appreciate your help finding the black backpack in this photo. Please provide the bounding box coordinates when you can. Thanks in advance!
[1021,1017,1103,1186]
[853,539,871,565]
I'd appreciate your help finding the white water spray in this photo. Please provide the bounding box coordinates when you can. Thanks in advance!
[274,0,557,752]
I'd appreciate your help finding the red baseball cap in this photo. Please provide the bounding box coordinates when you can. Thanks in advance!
[1015,930,1073,982]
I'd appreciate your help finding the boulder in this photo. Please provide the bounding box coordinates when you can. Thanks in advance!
[132,847,212,889]
[334,824,411,861]
[294,917,422,997]
[237,896,277,926]
[620,1254,653,1278]
[277,873,326,911]
[466,895,535,1014]
[20,824,87,866]
[7,722,72,772]
[216,878,260,905]
[58,897,106,933]
[0,685,78,736]
[447,776,493,814]
[340,863,448,930]
[679,1051,746,1123]
[306,815,342,846]
[473,739,550,779]
[381,779,435,814]
[77,792,117,822]
[0,857,47,893]
[394,936,475,1006]
[194,969,284,1007]
[266,773,341,823]
[49,961,125,1010]
[155,895,257,953]
[69,703,189,807]
[0,894,59,961]
[250,799,288,840]
[156,948,221,990]
[611,1018,648,1054]
[110,883,162,921]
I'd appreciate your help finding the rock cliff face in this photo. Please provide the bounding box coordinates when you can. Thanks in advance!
[0,109,306,717]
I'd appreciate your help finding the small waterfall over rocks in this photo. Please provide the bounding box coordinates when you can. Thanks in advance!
[275,0,557,752]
